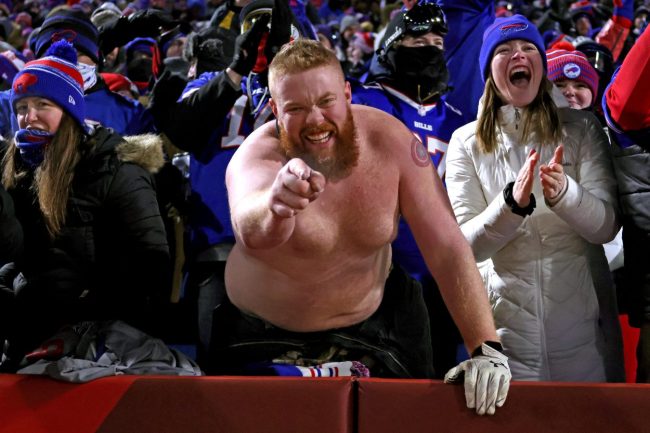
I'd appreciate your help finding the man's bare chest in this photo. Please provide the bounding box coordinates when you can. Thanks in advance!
[289,175,399,255]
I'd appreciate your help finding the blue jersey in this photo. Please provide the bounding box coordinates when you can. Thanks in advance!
[352,82,466,278]
[85,83,156,135]
[349,0,494,278]
[0,89,18,140]
[438,0,495,120]
[181,72,274,255]
[352,81,466,179]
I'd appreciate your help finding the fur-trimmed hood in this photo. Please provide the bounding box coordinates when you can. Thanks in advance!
[86,126,165,174]
[117,133,165,174]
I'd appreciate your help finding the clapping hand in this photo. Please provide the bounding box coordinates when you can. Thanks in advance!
[513,149,539,207]
[540,145,566,201]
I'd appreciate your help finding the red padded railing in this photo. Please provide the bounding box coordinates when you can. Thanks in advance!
[1,374,649,433]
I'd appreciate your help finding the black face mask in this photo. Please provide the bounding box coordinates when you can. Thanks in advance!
[384,45,449,103]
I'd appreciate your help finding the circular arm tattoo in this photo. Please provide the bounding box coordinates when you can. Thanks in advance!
[411,137,431,167]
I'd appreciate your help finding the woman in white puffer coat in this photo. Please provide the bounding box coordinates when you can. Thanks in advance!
[446,14,624,382]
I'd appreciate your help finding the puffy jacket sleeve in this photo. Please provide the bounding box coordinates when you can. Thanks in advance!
[0,182,23,263]
[149,70,242,153]
[547,112,620,244]
[604,24,650,131]
[105,161,170,298]
[446,129,527,262]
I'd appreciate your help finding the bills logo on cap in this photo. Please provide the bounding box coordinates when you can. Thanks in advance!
[51,29,78,44]
[563,63,581,79]
[13,72,38,94]
[499,23,529,35]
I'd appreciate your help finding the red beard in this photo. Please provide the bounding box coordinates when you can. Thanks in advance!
[279,105,359,181]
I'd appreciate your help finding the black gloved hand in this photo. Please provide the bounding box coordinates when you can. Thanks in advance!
[0,262,19,335]
[229,14,270,76]
[99,8,178,55]
[0,262,19,299]
[265,0,294,65]
[127,9,178,37]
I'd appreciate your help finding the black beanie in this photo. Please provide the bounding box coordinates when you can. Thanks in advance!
[33,8,100,64]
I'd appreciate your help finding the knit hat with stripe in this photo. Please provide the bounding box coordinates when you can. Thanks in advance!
[546,48,599,104]
[12,40,87,132]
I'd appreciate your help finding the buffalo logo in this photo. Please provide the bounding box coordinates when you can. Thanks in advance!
[563,63,581,79]
[499,22,528,35]
[13,73,38,94]
[51,29,78,43]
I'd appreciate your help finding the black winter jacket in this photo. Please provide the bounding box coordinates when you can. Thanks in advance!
[1,127,170,367]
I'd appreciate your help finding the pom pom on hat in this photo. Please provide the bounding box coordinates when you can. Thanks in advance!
[11,40,87,133]
[479,14,546,82]
[549,39,576,51]
[44,37,78,64]
[546,48,599,105]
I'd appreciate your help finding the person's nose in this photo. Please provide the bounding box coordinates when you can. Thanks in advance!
[305,106,325,126]
[511,49,525,60]
[25,106,38,124]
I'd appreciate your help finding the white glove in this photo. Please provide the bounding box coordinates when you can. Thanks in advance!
[444,343,511,415]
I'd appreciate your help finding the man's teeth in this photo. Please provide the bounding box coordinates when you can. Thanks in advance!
[307,132,330,143]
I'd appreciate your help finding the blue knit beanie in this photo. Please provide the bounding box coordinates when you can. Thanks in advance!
[478,14,546,82]
[12,40,87,132]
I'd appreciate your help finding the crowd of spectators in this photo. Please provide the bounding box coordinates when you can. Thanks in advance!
[0,0,648,396]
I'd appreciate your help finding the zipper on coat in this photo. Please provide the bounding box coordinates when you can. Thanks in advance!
[515,108,520,130]
[532,217,551,380]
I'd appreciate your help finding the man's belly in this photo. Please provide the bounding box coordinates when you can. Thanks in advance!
[224,245,391,332]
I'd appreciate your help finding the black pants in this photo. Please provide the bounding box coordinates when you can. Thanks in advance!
[208,265,435,378]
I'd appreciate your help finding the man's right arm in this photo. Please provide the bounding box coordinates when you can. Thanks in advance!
[226,126,325,249]
[387,118,509,415]
[226,126,293,249]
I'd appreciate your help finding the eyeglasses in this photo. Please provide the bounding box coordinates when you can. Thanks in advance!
[403,1,448,36]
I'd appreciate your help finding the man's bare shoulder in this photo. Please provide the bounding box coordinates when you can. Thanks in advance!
[351,103,405,130]
[232,121,285,164]
[351,104,422,161]
[227,120,286,184]
[239,120,281,153]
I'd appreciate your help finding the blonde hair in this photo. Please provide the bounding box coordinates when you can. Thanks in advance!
[2,114,85,237]
[476,76,562,154]
[268,39,344,98]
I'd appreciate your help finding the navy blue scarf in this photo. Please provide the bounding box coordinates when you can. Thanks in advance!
[14,129,55,169]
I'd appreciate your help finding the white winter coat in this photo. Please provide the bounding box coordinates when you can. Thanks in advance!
[446,91,625,382]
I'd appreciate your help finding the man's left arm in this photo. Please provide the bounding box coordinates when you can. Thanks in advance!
[397,129,510,415]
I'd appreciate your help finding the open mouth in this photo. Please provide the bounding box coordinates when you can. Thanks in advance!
[26,126,47,132]
[303,127,335,145]
[509,67,531,87]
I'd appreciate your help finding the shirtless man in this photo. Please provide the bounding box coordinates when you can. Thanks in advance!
[218,39,510,415]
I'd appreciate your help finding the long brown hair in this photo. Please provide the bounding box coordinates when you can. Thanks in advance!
[2,113,85,237]
[476,76,562,154]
